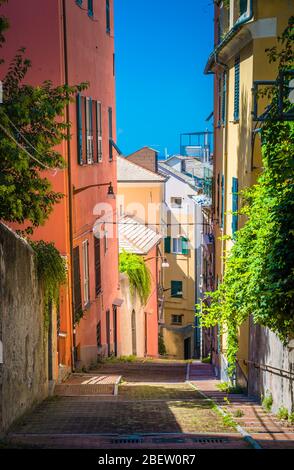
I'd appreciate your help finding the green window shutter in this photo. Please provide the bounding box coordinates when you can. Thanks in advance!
[76,94,83,165]
[221,174,225,228]
[232,177,239,236]
[240,0,247,16]
[181,237,189,255]
[171,281,183,298]
[106,0,111,33]
[88,0,93,17]
[234,56,240,121]
[222,71,227,124]
[164,236,171,253]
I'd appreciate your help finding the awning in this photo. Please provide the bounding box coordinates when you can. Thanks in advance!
[113,298,124,307]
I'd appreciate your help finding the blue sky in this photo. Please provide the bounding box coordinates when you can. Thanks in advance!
[114,0,214,157]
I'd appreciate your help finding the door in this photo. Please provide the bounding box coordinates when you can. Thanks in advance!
[113,306,118,357]
[131,310,137,356]
[184,337,191,360]
[106,309,111,357]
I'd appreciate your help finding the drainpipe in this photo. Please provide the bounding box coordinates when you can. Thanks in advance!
[62,0,76,372]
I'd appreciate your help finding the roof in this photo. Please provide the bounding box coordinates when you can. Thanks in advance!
[126,146,159,156]
[159,162,202,187]
[117,156,166,182]
[118,216,162,255]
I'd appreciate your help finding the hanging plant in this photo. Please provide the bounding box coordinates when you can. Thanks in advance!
[119,250,151,305]
[30,240,67,330]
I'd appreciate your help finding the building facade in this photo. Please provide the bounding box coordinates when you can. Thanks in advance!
[206,0,293,384]
[1,0,120,378]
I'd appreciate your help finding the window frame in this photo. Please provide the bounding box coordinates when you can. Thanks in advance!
[171,314,183,325]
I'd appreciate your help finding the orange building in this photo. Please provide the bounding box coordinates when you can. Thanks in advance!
[1,0,120,380]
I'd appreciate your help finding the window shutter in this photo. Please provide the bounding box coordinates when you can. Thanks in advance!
[164,236,171,253]
[92,100,97,163]
[232,177,239,236]
[221,175,225,228]
[181,237,189,255]
[234,57,240,121]
[85,97,94,164]
[73,247,82,319]
[222,71,227,124]
[94,236,102,296]
[88,0,93,17]
[76,94,83,165]
[106,0,110,33]
[171,281,183,298]
[108,107,113,161]
[240,0,247,16]
[96,101,103,162]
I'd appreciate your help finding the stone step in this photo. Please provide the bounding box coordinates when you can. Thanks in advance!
[54,374,121,397]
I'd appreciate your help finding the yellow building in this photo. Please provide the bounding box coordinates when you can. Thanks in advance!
[205,0,292,383]
[159,159,204,359]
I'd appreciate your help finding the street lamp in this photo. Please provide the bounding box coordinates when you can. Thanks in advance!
[144,255,170,268]
[73,181,115,199]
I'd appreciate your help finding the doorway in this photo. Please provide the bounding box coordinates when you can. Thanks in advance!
[184,337,191,360]
[113,306,118,357]
[106,309,111,357]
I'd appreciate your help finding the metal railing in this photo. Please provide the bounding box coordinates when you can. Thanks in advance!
[244,359,294,381]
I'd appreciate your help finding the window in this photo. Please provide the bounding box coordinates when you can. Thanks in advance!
[217,173,220,220]
[171,314,183,325]
[96,321,102,348]
[239,0,247,16]
[234,56,240,121]
[85,97,94,164]
[94,236,102,295]
[106,0,111,33]
[73,246,82,318]
[76,0,83,6]
[164,236,171,254]
[172,238,182,254]
[171,281,183,298]
[104,230,108,254]
[88,0,93,17]
[82,240,90,306]
[108,107,113,161]
[171,197,182,208]
[96,101,102,162]
[232,177,239,236]
[221,174,225,228]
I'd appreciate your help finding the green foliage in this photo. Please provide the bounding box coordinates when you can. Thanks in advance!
[233,409,244,418]
[262,393,273,413]
[216,381,245,394]
[198,19,294,378]
[119,251,151,304]
[201,354,211,364]
[158,332,167,356]
[0,2,88,233]
[30,240,67,329]
[288,412,294,424]
[277,406,289,421]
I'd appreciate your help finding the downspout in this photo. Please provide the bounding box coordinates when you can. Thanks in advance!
[62,0,76,372]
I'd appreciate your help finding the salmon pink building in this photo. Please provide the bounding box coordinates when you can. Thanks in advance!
[1,0,120,379]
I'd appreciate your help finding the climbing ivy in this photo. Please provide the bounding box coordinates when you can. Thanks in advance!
[198,18,294,379]
[30,240,67,330]
[119,251,151,305]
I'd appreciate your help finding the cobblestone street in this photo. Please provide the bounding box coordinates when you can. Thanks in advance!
[3,361,294,449]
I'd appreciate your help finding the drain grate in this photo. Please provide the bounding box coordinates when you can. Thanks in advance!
[111,435,144,444]
[191,437,229,444]
[153,438,187,444]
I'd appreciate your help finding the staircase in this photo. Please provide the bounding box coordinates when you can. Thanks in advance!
[54,373,122,397]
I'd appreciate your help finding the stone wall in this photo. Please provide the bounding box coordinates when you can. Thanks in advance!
[0,223,49,433]
[248,316,294,413]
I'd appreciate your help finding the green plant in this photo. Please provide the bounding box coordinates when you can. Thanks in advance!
[158,332,167,356]
[0,2,87,233]
[197,18,294,379]
[277,406,289,421]
[119,251,151,304]
[288,412,294,424]
[262,393,273,413]
[30,240,67,330]
[201,355,211,364]
[234,409,244,418]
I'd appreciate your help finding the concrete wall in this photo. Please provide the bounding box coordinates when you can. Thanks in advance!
[248,317,294,413]
[0,224,49,434]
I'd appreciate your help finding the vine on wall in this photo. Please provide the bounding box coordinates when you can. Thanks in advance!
[119,251,151,305]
